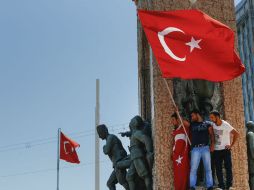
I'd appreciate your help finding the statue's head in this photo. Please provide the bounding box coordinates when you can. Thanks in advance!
[129,115,144,132]
[96,124,109,140]
[247,121,254,132]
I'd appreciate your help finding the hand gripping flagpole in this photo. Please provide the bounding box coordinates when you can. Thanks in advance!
[162,78,191,146]
[57,128,61,190]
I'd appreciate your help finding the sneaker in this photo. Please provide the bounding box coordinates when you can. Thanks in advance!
[228,187,234,190]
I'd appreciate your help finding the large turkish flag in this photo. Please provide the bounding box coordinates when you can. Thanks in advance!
[60,132,80,164]
[138,9,245,82]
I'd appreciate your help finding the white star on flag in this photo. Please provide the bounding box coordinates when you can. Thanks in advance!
[186,37,202,52]
[176,155,183,165]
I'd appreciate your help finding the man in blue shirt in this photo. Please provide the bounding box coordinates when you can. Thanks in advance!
[188,109,215,190]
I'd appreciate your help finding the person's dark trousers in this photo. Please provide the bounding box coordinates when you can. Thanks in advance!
[213,149,233,189]
[211,152,217,186]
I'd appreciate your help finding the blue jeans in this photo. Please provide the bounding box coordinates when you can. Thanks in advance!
[190,146,213,188]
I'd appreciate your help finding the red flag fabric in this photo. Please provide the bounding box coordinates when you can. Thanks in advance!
[60,132,80,164]
[138,9,245,82]
[172,126,190,190]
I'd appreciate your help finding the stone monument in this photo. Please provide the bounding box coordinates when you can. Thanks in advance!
[137,0,249,189]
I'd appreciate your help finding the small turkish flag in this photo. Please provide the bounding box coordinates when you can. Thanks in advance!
[172,126,190,190]
[138,9,245,82]
[60,132,80,164]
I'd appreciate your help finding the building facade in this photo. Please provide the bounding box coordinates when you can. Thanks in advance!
[236,0,254,122]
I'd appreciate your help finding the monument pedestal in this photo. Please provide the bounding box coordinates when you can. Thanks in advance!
[137,0,249,189]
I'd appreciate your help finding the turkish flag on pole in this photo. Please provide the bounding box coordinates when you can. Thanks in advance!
[138,9,245,82]
[60,132,80,164]
[172,126,190,190]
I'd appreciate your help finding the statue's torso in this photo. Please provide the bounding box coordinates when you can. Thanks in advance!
[192,80,215,98]
[107,134,127,166]
[130,130,146,160]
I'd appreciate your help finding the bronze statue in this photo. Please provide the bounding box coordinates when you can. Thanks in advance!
[174,79,215,119]
[247,121,254,190]
[97,124,129,190]
[120,121,152,139]
[126,116,153,190]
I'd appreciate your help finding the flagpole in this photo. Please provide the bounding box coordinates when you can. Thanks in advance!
[95,79,100,190]
[162,78,192,146]
[57,128,61,190]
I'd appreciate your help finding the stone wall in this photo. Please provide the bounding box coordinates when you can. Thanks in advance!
[137,0,249,189]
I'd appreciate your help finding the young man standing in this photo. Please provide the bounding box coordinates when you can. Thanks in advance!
[171,113,190,190]
[209,111,239,190]
[189,109,215,190]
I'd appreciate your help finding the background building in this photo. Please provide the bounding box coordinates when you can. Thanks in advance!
[236,0,254,122]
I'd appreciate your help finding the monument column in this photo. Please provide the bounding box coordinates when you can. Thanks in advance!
[137,0,249,189]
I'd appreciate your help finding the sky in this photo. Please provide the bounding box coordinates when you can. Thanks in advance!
[0,0,137,190]
[0,0,240,190]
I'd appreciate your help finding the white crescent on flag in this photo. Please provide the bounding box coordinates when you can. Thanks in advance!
[173,133,187,151]
[158,27,202,61]
[64,141,74,155]
[158,27,187,62]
